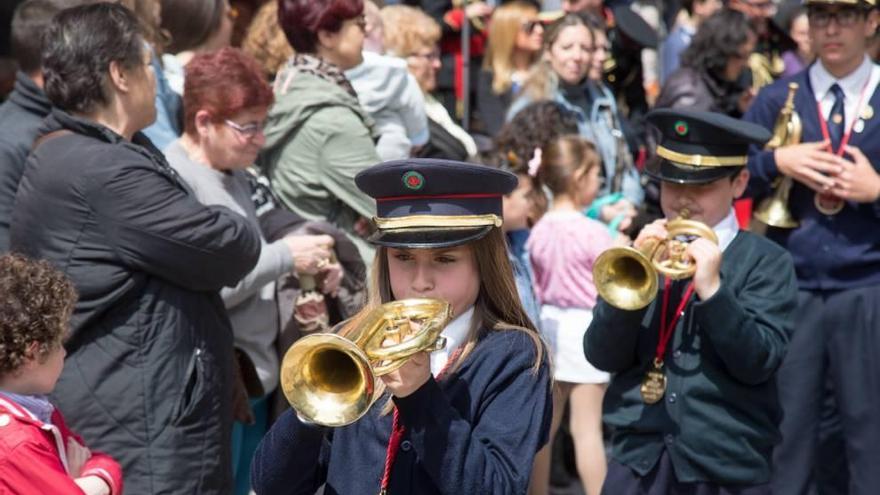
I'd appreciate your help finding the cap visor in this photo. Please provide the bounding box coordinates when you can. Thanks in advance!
[645,158,739,185]
[367,226,494,249]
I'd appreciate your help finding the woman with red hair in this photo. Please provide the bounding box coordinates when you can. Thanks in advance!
[164,47,344,495]
[258,0,381,265]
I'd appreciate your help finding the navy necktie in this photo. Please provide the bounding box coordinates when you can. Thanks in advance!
[828,83,846,150]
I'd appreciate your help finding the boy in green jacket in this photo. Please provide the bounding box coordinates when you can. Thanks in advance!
[585,109,798,494]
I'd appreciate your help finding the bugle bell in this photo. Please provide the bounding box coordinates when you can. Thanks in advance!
[593,217,719,310]
[753,82,801,229]
[280,298,452,427]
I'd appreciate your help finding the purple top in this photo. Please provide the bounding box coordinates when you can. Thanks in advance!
[782,50,808,79]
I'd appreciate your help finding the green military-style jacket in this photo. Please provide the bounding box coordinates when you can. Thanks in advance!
[585,230,798,484]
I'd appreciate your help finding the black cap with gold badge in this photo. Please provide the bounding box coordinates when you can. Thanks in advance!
[646,109,772,185]
[802,0,875,6]
[355,159,518,248]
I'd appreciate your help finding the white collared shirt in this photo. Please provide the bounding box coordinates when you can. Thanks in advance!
[809,56,879,130]
[712,208,739,253]
[430,306,474,376]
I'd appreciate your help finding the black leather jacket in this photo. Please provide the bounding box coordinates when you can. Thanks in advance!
[655,66,749,118]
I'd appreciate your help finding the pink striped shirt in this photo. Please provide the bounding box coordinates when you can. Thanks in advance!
[527,210,614,309]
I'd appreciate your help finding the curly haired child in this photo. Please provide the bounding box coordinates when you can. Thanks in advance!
[0,254,123,495]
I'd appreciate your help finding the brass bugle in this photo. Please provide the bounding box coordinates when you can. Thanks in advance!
[593,217,718,310]
[753,82,801,229]
[280,298,452,427]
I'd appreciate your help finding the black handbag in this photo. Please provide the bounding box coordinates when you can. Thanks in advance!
[415,118,470,162]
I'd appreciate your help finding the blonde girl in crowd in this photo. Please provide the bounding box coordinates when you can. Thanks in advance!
[478,0,545,136]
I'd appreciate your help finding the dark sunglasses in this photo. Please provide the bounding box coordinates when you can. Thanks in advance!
[521,20,542,34]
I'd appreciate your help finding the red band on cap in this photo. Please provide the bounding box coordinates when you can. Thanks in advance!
[376,193,503,202]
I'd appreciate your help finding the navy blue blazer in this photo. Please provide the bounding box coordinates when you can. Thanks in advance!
[251,328,552,495]
[744,66,880,290]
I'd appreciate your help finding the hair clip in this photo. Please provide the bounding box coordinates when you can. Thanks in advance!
[527,148,543,177]
[506,150,520,167]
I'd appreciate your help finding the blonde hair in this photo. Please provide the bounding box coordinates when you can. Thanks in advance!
[539,134,600,196]
[241,0,294,80]
[341,228,548,413]
[483,1,540,94]
[380,5,441,57]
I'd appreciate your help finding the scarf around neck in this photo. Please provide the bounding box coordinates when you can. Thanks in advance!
[3,392,55,424]
[275,53,357,98]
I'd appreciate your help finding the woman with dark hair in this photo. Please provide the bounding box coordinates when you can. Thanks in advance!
[259,0,380,265]
[780,6,812,78]
[655,8,757,118]
[161,0,232,56]
[159,0,235,94]
[9,4,261,494]
[660,0,723,83]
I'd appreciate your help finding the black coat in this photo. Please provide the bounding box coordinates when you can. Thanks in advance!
[476,69,513,137]
[655,66,749,118]
[10,109,261,494]
[0,72,52,252]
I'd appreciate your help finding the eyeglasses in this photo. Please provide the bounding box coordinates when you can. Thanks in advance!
[521,20,542,34]
[353,14,367,32]
[808,7,866,28]
[224,119,265,138]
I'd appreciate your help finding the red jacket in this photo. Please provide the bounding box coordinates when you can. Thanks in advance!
[0,394,123,495]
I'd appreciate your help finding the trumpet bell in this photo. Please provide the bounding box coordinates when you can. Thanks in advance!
[593,217,717,310]
[281,333,376,427]
[754,195,799,228]
[280,298,453,427]
[754,82,801,229]
[594,246,659,311]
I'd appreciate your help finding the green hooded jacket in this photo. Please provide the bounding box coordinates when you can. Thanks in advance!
[259,69,380,263]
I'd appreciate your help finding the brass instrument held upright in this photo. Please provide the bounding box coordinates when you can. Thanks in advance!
[280,298,452,427]
[753,82,802,229]
[593,215,719,310]
[748,52,786,93]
